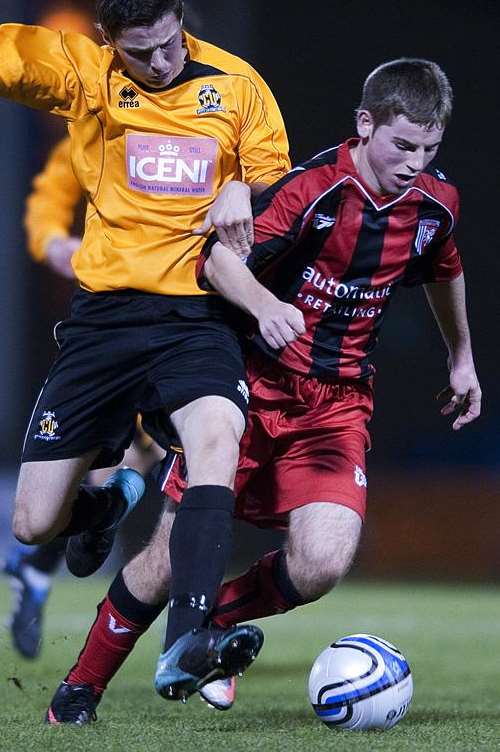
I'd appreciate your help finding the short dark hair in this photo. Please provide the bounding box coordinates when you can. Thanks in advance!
[357,58,453,130]
[96,0,183,39]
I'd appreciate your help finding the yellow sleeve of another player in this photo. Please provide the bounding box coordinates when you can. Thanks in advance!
[24,136,82,262]
[236,69,291,186]
[0,23,101,119]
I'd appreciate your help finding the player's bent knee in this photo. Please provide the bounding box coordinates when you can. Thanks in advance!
[197,423,241,458]
[302,570,342,602]
[291,570,336,604]
[288,545,359,602]
[207,435,240,470]
[185,432,240,486]
[12,514,52,545]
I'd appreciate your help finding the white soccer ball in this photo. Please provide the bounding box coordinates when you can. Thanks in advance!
[308,634,413,731]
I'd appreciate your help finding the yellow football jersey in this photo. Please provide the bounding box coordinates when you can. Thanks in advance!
[0,24,290,295]
[24,136,81,261]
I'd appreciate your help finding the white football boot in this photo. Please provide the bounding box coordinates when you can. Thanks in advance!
[199,676,237,710]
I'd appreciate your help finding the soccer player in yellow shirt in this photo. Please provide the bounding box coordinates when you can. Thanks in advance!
[1,0,290,704]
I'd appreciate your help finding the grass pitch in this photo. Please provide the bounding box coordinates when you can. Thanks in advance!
[1,578,500,752]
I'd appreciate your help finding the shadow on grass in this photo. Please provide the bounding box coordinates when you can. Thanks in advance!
[251,662,309,677]
[405,708,500,723]
[101,690,317,733]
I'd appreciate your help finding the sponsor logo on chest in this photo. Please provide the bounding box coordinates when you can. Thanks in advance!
[126,133,218,196]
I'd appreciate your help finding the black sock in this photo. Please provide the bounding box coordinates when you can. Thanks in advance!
[57,485,125,538]
[164,485,235,651]
[273,550,306,606]
[109,570,167,624]
[24,539,66,574]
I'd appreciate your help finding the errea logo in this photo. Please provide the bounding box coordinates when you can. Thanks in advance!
[119,86,140,108]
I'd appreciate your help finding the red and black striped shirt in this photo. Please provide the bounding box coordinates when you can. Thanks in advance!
[202,139,462,381]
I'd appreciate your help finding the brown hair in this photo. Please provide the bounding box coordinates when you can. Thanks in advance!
[96,0,183,39]
[358,58,453,129]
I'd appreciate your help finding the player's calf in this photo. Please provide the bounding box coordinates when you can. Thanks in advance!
[286,501,362,601]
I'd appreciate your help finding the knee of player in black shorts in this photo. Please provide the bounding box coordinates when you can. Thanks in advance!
[183,429,241,487]
[171,396,245,486]
[12,510,55,546]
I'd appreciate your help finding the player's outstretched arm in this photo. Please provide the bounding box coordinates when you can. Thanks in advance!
[0,24,96,118]
[204,241,305,349]
[424,274,481,430]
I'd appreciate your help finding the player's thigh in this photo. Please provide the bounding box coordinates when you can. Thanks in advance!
[13,451,99,543]
[87,435,165,485]
[170,395,246,487]
[140,314,248,487]
[22,300,147,472]
[287,501,362,579]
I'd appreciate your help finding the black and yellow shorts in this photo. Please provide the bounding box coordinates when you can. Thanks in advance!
[22,288,248,469]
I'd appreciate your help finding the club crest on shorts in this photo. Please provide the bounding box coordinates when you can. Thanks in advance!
[34,411,61,442]
[354,465,367,488]
[197,84,226,115]
[415,219,440,255]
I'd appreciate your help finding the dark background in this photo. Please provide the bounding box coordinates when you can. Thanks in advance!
[0,1,498,578]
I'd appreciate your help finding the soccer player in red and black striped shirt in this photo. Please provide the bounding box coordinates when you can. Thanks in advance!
[190,57,480,639]
[49,59,481,718]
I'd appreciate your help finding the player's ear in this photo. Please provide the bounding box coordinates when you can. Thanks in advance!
[95,22,112,47]
[356,110,374,141]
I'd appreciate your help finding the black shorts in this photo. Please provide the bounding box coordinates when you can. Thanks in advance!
[22,289,248,469]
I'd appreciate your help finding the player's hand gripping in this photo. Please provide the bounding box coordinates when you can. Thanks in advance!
[45,236,80,279]
[193,181,254,258]
[256,296,306,350]
[436,361,482,431]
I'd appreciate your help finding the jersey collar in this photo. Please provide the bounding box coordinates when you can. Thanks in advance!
[338,138,416,211]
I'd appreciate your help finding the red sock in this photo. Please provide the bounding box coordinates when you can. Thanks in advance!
[66,597,147,694]
[66,572,165,695]
[211,550,304,629]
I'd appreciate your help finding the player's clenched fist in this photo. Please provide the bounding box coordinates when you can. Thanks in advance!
[256,298,305,350]
[193,181,254,258]
[45,236,81,279]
